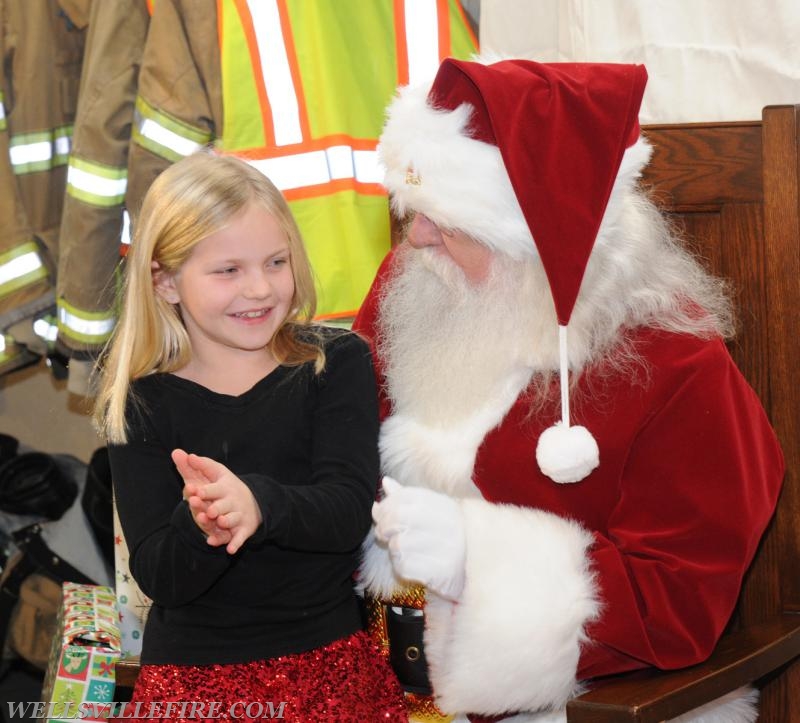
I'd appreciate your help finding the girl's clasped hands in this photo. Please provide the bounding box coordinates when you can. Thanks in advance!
[172,448,263,555]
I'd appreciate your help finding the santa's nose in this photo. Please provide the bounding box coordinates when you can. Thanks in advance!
[407,213,444,249]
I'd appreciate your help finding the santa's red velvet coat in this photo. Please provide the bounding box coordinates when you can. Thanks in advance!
[354,249,784,718]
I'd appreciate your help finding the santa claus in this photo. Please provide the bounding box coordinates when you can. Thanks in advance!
[353,58,784,723]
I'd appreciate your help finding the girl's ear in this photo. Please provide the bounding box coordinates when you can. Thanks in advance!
[152,261,180,305]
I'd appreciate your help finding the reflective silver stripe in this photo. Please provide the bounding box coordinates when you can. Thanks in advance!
[54,133,71,159]
[326,145,355,179]
[139,118,204,158]
[10,140,52,167]
[247,146,380,191]
[0,250,43,288]
[9,128,72,173]
[251,152,328,189]
[353,150,381,184]
[67,159,128,205]
[247,0,302,146]
[133,96,212,162]
[120,209,131,248]
[405,0,442,85]
[57,305,116,340]
[33,317,58,343]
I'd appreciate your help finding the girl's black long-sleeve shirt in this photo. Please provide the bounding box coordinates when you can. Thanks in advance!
[108,328,379,665]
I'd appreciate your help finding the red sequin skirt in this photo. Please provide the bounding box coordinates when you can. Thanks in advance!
[116,631,408,722]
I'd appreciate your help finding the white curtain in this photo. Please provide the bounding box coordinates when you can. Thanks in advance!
[479,0,800,123]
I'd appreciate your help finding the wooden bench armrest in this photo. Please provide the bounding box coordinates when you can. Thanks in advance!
[566,613,800,723]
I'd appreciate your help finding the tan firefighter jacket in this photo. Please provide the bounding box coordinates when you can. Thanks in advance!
[55,0,151,362]
[0,0,87,373]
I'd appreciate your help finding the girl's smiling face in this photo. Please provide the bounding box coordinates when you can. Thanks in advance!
[155,202,295,369]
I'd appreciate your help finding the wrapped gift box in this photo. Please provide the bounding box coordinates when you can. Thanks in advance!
[40,583,121,722]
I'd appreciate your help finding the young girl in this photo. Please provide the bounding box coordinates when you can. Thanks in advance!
[95,152,407,722]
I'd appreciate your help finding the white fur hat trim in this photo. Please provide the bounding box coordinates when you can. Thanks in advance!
[377,82,535,260]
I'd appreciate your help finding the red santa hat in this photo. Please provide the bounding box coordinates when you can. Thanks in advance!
[378,57,648,484]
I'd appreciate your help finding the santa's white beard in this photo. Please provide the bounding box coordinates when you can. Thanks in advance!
[376,244,559,427]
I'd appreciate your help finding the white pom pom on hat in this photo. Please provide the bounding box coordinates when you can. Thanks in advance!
[379,58,648,483]
[536,423,600,485]
[535,325,602,484]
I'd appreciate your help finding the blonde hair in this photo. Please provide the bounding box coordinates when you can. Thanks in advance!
[94,152,323,444]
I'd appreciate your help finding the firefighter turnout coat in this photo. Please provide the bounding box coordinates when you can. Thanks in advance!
[0,0,87,372]
[55,0,152,359]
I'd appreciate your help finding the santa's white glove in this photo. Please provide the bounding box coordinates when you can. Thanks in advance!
[372,476,466,601]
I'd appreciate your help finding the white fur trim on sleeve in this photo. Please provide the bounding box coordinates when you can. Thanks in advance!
[422,499,599,715]
[358,526,404,599]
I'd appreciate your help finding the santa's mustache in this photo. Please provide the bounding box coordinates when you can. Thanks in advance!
[375,243,560,426]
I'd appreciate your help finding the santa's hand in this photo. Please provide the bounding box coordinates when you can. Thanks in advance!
[372,476,466,600]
